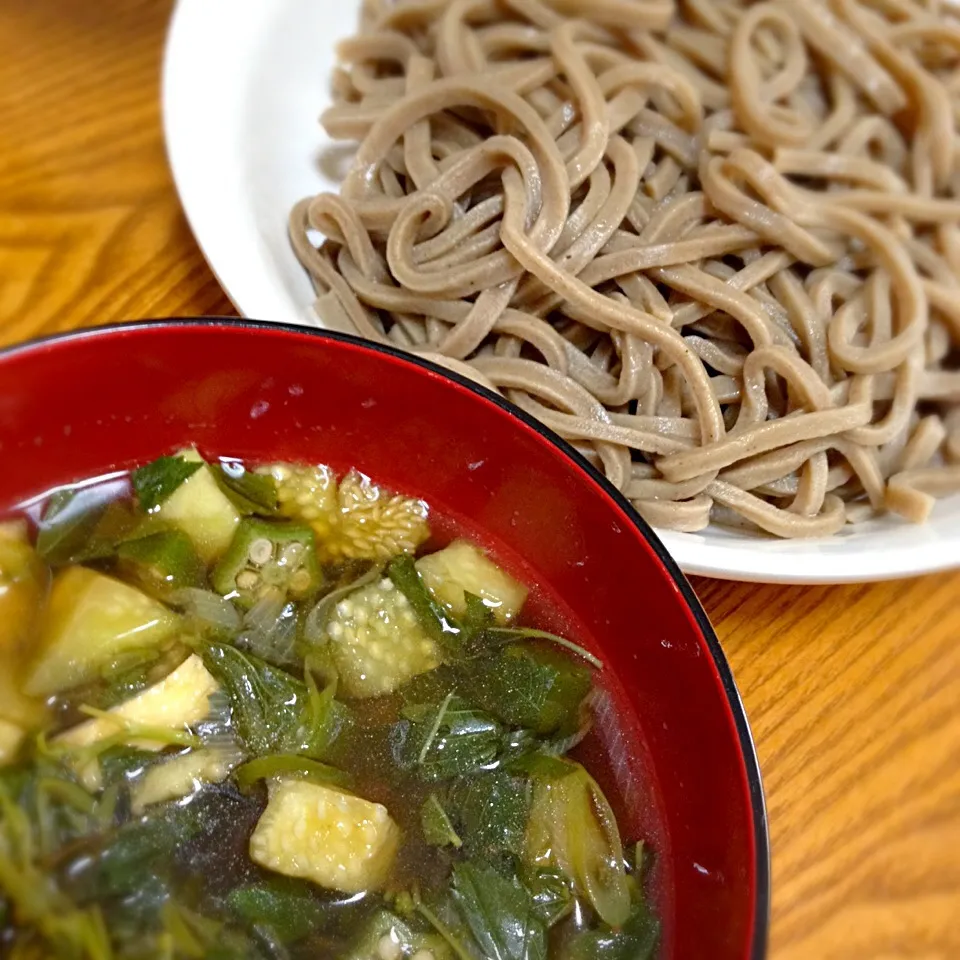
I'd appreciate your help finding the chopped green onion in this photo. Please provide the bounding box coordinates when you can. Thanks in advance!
[233,754,347,789]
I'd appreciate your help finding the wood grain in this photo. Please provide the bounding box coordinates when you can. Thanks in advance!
[1,1,959,956]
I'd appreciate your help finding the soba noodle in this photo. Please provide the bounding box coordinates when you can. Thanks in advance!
[290,0,960,537]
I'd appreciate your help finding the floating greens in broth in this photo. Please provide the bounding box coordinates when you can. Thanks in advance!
[0,451,659,958]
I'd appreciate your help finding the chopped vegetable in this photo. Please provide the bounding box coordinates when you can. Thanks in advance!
[525,761,631,928]
[214,461,278,515]
[346,909,450,960]
[169,587,241,634]
[249,778,401,894]
[416,541,527,624]
[130,745,241,813]
[325,470,430,562]
[459,645,592,735]
[56,654,219,751]
[265,462,339,529]
[201,643,344,758]
[212,518,320,606]
[116,530,206,597]
[387,555,462,654]
[232,754,347,789]
[0,532,47,658]
[144,451,241,563]
[78,642,192,712]
[326,577,441,698]
[302,561,383,645]
[0,534,49,743]
[132,455,204,512]
[24,567,180,697]
[236,590,300,667]
[279,467,430,563]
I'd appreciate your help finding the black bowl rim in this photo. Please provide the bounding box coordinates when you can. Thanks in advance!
[0,317,771,957]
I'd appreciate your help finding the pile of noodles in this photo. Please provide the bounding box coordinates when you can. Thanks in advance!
[290,0,960,537]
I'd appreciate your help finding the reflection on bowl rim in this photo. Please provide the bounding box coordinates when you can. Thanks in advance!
[0,317,771,958]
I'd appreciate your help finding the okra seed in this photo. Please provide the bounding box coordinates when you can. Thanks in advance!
[248,538,274,565]
[280,542,305,567]
[377,936,401,960]
[290,569,313,594]
[411,952,435,960]
[236,570,259,591]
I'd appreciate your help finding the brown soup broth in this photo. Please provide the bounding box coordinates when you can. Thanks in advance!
[0,456,664,958]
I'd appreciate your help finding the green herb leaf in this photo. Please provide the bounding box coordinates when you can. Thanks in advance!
[84,801,205,899]
[36,487,136,566]
[132,455,203,512]
[458,645,592,736]
[201,643,345,759]
[396,697,503,780]
[116,530,206,596]
[83,652,171,712]
[387,554,462,652]
[450,862,547,960]
[421,793,462,848]
[96,745,155,787]
[448,772,530,862]
[214,463,279,515]
[525,869,573,927]
[459,592,496,648]
[564,895,659,960]
[226,877,332,943]
[414,900,478,960]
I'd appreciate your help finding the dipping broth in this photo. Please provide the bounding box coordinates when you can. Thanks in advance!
[0,450,659,959]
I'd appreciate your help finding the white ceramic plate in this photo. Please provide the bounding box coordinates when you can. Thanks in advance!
[162,0,960,584]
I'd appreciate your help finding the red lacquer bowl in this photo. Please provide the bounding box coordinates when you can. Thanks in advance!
[0,320,769,958]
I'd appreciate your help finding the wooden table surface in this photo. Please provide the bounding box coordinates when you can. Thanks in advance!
[2,1,959,957]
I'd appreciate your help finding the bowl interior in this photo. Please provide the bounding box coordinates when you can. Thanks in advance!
[0,320,767,959]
